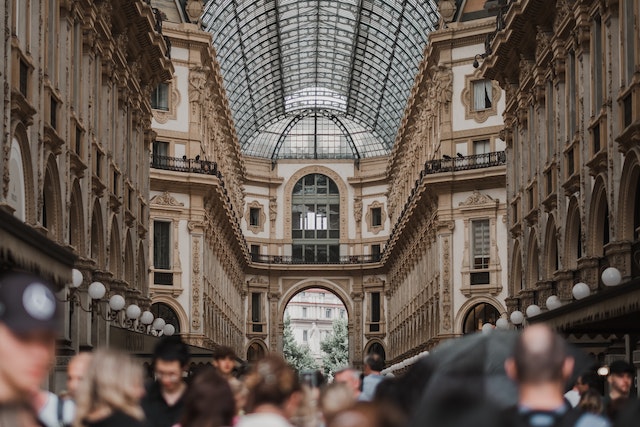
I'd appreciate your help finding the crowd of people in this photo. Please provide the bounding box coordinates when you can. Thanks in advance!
[1,269,639,427]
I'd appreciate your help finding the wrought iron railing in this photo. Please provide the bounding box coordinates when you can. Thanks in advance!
[251,254,382,265]
[151,154,219,176]
[422,151,506,175]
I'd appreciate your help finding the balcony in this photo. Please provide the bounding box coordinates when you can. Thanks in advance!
[151,154,218,176]
[251,254,382,265]
[422,151,506,175]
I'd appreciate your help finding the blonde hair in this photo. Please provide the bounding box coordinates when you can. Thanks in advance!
[73,348,144,426]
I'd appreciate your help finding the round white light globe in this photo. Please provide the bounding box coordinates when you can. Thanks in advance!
[152,317,166,331]
[481,323,494,333]
[163,324,175,336]
[572,282,590,300]
[71,269,84,288]
[126,304,141,320]
[601,267,622,287]
[140,311,154,325]
[496,317,510,330]
[108,294,126,311]
[546,295,562,310]
[510,310,524,325]
[526,304,541,317]
[88,281,106,300]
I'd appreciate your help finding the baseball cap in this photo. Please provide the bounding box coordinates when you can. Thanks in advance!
[0,270,60,334]
[608,360,634,376]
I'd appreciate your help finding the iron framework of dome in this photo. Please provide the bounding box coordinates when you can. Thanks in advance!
[202,0,440,160]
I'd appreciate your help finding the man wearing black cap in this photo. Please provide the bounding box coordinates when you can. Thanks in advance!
[603,360,635,420]
[0,270,59,405]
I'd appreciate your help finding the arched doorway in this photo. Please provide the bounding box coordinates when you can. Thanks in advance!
[150,302,181,334]
[462,302,500,334]
[283,287,348,376]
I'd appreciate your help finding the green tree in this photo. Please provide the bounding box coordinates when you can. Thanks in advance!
[282,316,318,372]
[320,317,348,377]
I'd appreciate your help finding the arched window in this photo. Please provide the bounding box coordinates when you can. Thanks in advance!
[150,302,181,334]
[463,303,500,334]
[291,174,340,263]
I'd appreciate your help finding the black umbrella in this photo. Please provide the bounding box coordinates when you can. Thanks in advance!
[407,329,596,427]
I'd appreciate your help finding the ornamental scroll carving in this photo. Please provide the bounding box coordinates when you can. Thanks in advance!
[150,191,184,206]
[192,238,201,330]
[442,237,452,332]
[459,190,497,207]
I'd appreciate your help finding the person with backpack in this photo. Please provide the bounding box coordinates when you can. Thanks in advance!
[502,324,610,427]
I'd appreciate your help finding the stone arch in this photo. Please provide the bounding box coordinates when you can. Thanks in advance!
[109,216,122,279]
[150,296,188,334]
[525,229,540,288]
[510,240,523,295]
[9,122,35,223]
[246,339,267,362]
[543,214,559,279]
[564,197,582,270]
[587,177,609,257]
[90,200,105,268]
[618,151,640,241]
[618,150,640,241]
[283,166,349,242]
[137,241,148,295]
[42,154,63,241]
[455,296,505,334]
[278,278,355,361]
[69,179,85,255]
[124,230,135,286]
[363,339,386,361]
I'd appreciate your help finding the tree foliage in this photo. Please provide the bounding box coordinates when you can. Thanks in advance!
[282,316,318,372]
[320,317,348,377]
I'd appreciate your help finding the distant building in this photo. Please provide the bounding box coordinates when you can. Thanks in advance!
[285,289,347,365]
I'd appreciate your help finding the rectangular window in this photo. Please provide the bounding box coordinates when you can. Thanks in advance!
[249,208,261,227]
[325,308,332,318]
[50,97,58,130]
[371,244,381,261]
[153,221,171,270]
[250,244,260,262]
[47,0,57,83]
[371,207,382,227]
[251,292,261,323]
[370,292,380,332]
[73,22,81,108]
[567,51,576,137]
[473,139,490,155]
[19,59,28,97]
[472,220,490,270]
[151,83,169,110]
[593,15,603,111]
[546,81,554,162]
[75,126,82,155]
[303,330,308,342]
[302,307,307,318]
[623,1,635,85]
[473,80,492,110]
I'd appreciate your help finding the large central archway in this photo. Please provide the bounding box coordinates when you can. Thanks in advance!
[277,279,360,368]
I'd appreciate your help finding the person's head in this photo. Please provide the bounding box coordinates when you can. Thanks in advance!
[505,324,573,388]
[333,367,361,398]
[244,354,301,416]
[179,365,235,427]
[320,382,357,426]
[363,354,384,375]
[74,348,145,425]
[152,336,190,393]
[0,271,59,402]
[213,346,236,377]
[327,401,404,427]
[66,352,93,400]
[607,360,634,399]
[576,371,600,395]
[578,388,603,415]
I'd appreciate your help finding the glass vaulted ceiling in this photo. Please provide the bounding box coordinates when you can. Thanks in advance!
[202,0,440,160]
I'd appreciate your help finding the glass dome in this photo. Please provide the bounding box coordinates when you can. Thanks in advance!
[202,0,440,159]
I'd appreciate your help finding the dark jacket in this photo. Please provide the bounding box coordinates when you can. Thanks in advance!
[81,410,145,427]
[140,381,186,427]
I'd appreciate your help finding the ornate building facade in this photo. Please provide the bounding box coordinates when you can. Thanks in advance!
[148,0,247,355]
[483,0,640,360]
[382,3,508,365]
[0,0,172,388]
